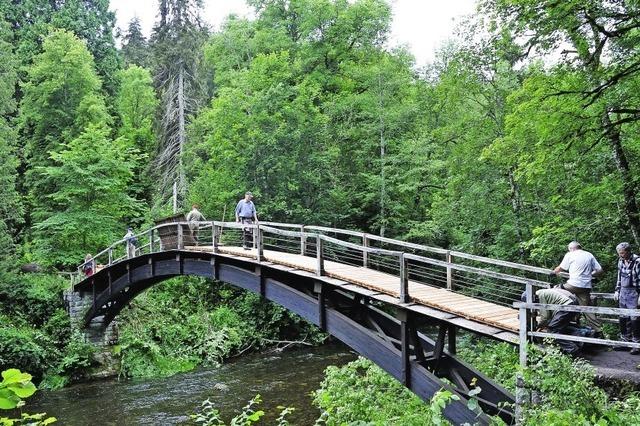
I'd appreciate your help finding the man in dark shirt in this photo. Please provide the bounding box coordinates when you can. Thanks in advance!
[235,192,258,250]
[613,242,640,354]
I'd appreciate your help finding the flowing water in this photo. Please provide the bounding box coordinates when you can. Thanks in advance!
[29,344,356,425]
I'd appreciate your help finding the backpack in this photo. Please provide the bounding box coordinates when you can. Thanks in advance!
[129,236,139,248]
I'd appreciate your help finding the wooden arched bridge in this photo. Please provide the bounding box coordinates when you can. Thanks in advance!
[69,220,630,424]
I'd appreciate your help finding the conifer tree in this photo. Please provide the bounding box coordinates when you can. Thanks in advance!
[121,17,150,68]
[151,0,209,208]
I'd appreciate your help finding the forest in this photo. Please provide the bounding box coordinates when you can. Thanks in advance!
[2,0,640,424]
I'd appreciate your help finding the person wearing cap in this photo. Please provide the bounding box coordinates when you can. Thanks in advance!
[235,192,258,250]
[613,242,640,354]
[552,241,603,334]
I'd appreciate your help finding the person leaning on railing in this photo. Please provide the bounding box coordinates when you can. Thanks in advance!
[187,204,206,243]
[552,241,604,337]
[613,242,640,355]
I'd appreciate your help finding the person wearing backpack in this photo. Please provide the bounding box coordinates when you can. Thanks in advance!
[613,242,640,354]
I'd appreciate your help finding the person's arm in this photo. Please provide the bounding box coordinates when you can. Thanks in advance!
[592,257,603,277]
[553,253,570,274]
[253,202,258,222]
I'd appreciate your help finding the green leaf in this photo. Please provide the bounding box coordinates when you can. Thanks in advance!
[247,410,264,421]
[7,382,36,399]
[0,389,20,410]
[1,370,30,385]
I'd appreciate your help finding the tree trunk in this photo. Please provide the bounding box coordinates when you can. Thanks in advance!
[378,73,386,238]
[507,168,525,259]
[603,111,640,247]
[177,66,186,201]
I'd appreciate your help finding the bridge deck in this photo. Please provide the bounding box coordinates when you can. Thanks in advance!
[190,245,519,333]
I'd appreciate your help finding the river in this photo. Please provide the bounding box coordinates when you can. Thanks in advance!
[29,344,356,425]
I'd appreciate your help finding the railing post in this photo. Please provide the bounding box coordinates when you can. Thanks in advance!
[316,235,325,276]
[363,234,369,268]
[399,253,409,303]
[516,302,530,424]
[212,222,219,254]
[300,225,306,256]
[177,223,184,249]
[446,250,453,290]
[256,224,263,262]
[108,248,113,266]
[150,229,155,253]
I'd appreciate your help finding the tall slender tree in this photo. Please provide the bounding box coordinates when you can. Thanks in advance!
[151,0,209,207]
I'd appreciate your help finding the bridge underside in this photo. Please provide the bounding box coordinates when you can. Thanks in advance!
[75,250,515,424]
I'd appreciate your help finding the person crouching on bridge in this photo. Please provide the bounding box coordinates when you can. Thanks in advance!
[613,242,640,355]
[531,287,585,355]
[235,192,258,250]
[552,241,603,337]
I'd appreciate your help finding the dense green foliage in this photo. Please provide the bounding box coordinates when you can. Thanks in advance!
[314,344,640,426]
[2,0,640,423]
[0,274,94,388]
[117,278,326,378]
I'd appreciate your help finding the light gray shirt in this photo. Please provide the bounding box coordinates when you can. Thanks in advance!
[235,200,256,219]
[559,249,602,289]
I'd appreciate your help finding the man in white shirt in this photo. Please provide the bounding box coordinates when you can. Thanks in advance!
[553,241,603,333]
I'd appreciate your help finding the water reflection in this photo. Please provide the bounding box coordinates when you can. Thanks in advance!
[29,344,355,425]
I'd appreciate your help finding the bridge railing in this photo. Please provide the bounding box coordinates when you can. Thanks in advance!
[74,220,576,311]
[514,294,640,367]
[261,222,554,307]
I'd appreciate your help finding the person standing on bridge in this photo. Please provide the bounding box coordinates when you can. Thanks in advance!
[124,227,137,258]
[187,204,206,243]
[235,192,258,250]
[553,241,603,335]
[613,242,640,354]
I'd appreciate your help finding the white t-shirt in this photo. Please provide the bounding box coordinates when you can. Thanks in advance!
[559,249,602,288]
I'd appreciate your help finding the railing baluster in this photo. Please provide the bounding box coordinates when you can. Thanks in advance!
[150,229,155,253]
[212,222,218,254]
[300,225,306,255]
[256,224,263,262]
[399,253,409,303]
[177,223,184,249]
[446,250,453,290]
[316,235,324,276]
[363,234,369,268]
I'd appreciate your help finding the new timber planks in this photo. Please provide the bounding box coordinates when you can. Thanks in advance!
[208,246,520,333]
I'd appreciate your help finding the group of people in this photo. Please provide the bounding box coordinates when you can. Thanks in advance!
[531,241,640,355]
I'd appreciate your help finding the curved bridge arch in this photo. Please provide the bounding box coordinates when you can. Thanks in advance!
[74,250,514,424]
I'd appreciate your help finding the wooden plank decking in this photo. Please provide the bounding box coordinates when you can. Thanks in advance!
[187,245,519,333]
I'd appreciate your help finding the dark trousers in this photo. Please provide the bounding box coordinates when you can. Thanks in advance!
[240,217,253,248]
[619,287,640,343]
[563,283,601,332]
[548,301,584,355]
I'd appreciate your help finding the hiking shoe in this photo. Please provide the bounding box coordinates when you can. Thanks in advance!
[631,347,640,355]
